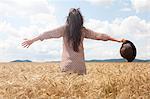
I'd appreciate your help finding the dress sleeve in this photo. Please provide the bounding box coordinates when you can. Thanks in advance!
[39,25,66,41]
[82,28,110,41]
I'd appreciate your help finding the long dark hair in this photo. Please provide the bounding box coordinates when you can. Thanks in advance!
[65,8,84,52]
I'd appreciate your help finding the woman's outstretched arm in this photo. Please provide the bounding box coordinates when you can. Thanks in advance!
[107,36,126,43]
[22,36,41,48]
[95,34,126,43]
[22,25,65,48]
[83,28,126,43]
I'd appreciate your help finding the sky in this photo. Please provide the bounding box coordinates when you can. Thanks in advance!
[0,0,150,62]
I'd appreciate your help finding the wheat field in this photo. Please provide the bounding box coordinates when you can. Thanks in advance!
[0,62,150,99]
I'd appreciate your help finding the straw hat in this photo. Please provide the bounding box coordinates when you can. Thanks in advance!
[120,40,136,62]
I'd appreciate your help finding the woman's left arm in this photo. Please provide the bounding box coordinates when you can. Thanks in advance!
[107,36,126,43]
[22,25,65,48]
[95,33,126,43]
[83,28,126,43]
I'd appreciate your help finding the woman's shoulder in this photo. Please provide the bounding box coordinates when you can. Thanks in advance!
[81,26,88,33]
[81,27,93,37]
[81,27,93,33]
[55,24,67,35]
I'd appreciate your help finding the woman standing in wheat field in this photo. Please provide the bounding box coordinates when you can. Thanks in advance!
[22,8,126,75]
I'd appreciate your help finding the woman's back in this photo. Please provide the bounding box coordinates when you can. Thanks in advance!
[48,25,110,74]
[61,27,85,74]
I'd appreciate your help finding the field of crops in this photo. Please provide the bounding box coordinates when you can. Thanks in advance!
[0,62,150,99]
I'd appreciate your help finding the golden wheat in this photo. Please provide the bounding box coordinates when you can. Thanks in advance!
[0,62,150,99]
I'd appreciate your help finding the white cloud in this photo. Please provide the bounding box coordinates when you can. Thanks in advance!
[83,0,115,5]
[2,15,149,61]
[85,16,150,37]
[0,21,19,38]
[0,20,62,62]
[85,19,110,34]
[0,0,149,61]
[0,0,56,28]
[111,16,150,37]
[0,0,54,16]
[131,0,150,12]
[1,14,150,61]
[120,7,132,12]
[84,16,150,59]
[0,0,62,62]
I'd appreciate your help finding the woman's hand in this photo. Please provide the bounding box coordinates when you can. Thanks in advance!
[22,39,34,48]
[108,36,127,43]
[120,38,127,43]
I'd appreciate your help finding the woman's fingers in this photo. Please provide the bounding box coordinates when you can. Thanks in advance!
[22,42,28,46]
[22,39,29,46]
[22,43,27,47]
[27,45,30,48]
[24,44,30,48]
[24,38,28,40]
[22,41,30,48]
[121,39,127,43]
[22,44,26,48]
[22,42,26,46]
[122,39,127,43]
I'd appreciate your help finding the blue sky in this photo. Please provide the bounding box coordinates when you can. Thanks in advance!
[0,0,150,62]
[49,0,150,21]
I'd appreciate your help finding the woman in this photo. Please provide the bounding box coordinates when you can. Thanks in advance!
[22,8,126,75]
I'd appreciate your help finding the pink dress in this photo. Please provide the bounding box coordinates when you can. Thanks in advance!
[39,25,110,74]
